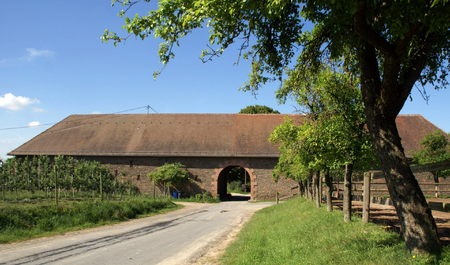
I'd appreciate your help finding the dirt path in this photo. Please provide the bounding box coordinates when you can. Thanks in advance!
[333,200,450,246]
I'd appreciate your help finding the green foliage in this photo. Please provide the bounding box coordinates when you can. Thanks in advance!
[147,163,192,188]
[412,130,450,182]
[270,64,378,181]
[227,180,242,193]
[219,197,448,264]
[176,192,220,203]
[226,167,246,183]
[0,155,131,202]
[238,105,280,114]
[104,0,450,95]
[103,0,302,85]
[0,196,179,243]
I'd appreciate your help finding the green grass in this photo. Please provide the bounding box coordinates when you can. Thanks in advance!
[172,192,221,203]
[227,181,250,194]
[173,196,220,203]
[219,197,450,265]
[0,195,181,244]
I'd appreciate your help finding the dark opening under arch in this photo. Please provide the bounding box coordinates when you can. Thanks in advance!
[217,166,251,201]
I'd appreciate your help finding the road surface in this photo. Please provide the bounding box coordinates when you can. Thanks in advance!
[0,199,275,265]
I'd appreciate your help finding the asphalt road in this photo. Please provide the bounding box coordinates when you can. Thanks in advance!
[0,199,275,265]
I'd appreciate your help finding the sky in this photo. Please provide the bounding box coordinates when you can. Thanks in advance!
[1,1,448,160]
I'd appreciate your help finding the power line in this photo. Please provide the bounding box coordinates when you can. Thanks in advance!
[146,105,158,114]
[0,105,158,131]
[0,122,57,131]
[111,105,148,114]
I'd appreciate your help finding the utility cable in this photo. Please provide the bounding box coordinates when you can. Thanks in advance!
[0,105,158,131]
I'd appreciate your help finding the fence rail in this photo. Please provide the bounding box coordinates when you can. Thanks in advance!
[360,161,450,223]
[345,181,450,186]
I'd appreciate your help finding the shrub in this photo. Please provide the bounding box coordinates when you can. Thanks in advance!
[228,181,243,193]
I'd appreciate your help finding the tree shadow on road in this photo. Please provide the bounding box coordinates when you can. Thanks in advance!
[221,193,251,202]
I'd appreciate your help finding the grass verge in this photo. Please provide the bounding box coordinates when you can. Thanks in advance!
[170,192,221,203]
[0,196,181,244]
[219,197,450,265]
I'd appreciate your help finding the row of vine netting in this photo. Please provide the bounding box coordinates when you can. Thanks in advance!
[0,155,138,202]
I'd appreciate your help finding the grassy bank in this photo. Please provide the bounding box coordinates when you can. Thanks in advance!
[0,196,181,244]
[171,192,221,203]
[219,197,450,265]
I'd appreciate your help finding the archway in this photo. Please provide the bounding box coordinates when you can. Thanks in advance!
[217,166,251,201]
[213,161,256,201]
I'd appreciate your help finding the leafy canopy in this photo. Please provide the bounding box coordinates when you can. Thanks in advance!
[239,105,280,114]
[147,162,191,187]
[412,130,450,182]
[103,0,450,97]
[270,63,377,181]
[103,0,303,87]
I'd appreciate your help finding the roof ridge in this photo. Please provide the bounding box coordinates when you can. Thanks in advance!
[68,113,296,116]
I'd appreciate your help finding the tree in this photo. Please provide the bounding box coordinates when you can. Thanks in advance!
[239,105,280,114]
[412,130,450,186]
[147,163,191,196]
[103,0,450,254]
[271,63,377,217]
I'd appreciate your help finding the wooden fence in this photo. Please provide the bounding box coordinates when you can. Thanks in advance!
[359,161,450,223]
[277,161,450,218]
[334,181,450,197]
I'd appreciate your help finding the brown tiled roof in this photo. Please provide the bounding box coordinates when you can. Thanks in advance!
[396,114,443,155]
[8,114,300,157]
[8,114,441,158]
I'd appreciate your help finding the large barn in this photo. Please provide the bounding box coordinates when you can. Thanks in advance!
[8,114,443,200]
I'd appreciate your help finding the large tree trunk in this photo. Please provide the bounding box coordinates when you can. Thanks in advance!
[324,171,333,212]
[343,163,353,223]
[367,115,441,253]
[359,42,441,253]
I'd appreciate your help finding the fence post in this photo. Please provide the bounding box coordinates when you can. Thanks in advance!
[100,172,103,202]
[362,172,371,223]
[336,181,340,199]
[54,165,58,206]
[276,192,279,205]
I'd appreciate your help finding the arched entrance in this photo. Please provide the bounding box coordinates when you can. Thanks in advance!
[212,160,256,201]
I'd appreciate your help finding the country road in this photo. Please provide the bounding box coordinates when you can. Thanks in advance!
[0,199,276,265]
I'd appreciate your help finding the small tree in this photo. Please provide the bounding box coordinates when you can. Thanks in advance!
[147,163,191,197]
[239,105,280,114]
[412,130,450,197]
[271,62,377,218]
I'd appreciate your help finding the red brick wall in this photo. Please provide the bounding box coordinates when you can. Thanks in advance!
[79,156,298,201]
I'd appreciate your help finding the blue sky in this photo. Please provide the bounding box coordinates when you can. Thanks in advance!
[1,1,448,160]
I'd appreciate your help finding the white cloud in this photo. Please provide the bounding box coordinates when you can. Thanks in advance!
[28,121,42,127]
[22,48,54,62]
[0,139,13,144]
[91,111,101,114]
[0,93,40,111]
[32,107,45,113]
[0,48,54,65]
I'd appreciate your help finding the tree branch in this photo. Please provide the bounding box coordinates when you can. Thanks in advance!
[354,0,396,57]
[394,31,436,115]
